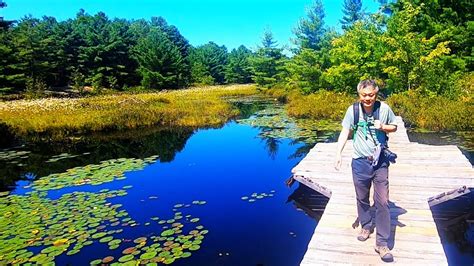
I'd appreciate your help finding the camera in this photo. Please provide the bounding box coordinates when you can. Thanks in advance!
[382,145,397,163]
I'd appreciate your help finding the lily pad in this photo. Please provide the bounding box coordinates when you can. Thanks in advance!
[118,254,134,262]
[140,251,157,260]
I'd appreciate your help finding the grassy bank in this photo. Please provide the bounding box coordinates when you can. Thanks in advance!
[387,90,473,131]
[265,88,472,132]
[0,84,258,139]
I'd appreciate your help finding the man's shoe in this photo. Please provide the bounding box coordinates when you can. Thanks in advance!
[357,228,371,241]
[375,245,394,262]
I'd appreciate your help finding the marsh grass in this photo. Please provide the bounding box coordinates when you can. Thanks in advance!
[286,90,355,121]
[387,90,473,131]
[0,84,257,139]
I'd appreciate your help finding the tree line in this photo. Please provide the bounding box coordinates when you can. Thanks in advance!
[0,0,472,98]
[0,10,254,94]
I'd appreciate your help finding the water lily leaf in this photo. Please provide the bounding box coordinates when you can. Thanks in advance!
[122,247,136,255]
[189,245,200,251]
[118,254,134,262]
[140,251,157,260]
[181,252,192,258]
[133,237,147,244]
[90,259,103,265]
[92,232,107,239]
[99,236,114,243]
[161,229,175,237]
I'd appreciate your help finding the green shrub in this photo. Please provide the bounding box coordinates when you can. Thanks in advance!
[387,90,473,131]
[287,90,355,121]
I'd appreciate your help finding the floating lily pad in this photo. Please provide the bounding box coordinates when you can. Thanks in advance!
[92,232,107,239]
[140,251,157,260]
[190,218,200,223]
[90,259,103,265]
[161,229,175,237]
[188,245,200,251]
[102,256,114,263]
[134,237,147,244]
[122,247,136,255]
[181,252,192,258]
[118,254,134,262]
[99,236,113,243]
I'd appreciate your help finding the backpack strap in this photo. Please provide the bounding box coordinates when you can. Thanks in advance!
[352,102,360,140]
[352,101,383,142]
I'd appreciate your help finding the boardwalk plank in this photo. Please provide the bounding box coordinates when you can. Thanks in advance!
[292,116,473,265]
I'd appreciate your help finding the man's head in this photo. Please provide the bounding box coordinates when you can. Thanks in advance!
[357,79,379,109]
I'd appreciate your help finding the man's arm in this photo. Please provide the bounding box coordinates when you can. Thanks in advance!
[374,121,397,133]
[334,127,351,170]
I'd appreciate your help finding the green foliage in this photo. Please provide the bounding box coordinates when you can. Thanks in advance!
[292,0,326,50]
[250,28,285,88]
[340,0,363,30]
[285,49,324,93]
[325,20,384,92]
[286,90,355,121]
[225,45,253,84]
[387,89,473,131]
[189,42,228,85]
[133,29,185,90]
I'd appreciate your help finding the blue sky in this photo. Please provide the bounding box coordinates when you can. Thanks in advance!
[1,0,380,51]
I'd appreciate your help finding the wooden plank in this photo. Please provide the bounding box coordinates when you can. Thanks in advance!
[293,116,471,265]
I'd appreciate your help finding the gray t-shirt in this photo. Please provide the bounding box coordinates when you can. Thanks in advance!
[342,101,397,159]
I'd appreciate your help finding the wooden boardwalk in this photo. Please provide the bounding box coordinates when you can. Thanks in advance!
[292,116,474,265]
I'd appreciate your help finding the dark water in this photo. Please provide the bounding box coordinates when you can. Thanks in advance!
[0,115,325,265]
[408,131,474,265]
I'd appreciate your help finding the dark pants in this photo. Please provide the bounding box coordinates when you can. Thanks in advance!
[351,157,390,247]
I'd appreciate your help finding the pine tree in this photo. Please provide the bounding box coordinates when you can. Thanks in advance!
[340,0,363,30]
[189,42,228,85]
[133,29,185,90]
[225,45,253,84]
[292,0,326,51]
[250,28,285,88]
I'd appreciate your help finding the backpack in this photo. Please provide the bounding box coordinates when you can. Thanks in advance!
[351,101,385,142]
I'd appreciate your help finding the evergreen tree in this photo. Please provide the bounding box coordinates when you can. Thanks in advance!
[292,0,326,51]
[133,29,185,90]
[340,0,363,30]
[189,42,228,85]
[225,45,253,84]
[250,28,285,88]
[151,16,191,87]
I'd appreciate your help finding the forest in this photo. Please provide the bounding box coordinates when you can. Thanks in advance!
[0,0,472,131]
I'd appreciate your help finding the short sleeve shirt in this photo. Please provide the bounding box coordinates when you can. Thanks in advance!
[341,101,397,159]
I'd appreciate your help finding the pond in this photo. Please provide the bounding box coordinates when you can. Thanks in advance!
[0,99,472,265]
[0,100,332,265]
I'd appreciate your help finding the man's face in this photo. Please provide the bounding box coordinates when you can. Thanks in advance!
[358,86,377,108]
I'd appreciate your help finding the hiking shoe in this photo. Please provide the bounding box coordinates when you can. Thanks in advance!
[357,228,371,241]
[375,245,394,262]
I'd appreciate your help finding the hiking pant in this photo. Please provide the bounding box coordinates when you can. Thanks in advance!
[351,157,390,247]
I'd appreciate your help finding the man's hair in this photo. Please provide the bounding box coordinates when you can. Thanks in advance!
[357,79,379,93]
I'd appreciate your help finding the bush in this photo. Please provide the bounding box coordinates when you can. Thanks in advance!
[286,90,355,120]
[387,90,473,131]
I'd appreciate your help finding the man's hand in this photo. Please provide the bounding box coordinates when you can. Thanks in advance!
[374,120,383,130]
[334,153,342,171]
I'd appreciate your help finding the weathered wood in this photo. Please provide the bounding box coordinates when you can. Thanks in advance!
[292,116,474,265]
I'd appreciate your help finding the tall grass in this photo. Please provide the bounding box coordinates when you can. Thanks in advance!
[387,90,473,131]
[286,90,355,121]
[0,84,257,139]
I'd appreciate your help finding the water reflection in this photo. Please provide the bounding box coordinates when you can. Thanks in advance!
[286,183,330,221]
[430,187,474,265]
[0,127,194,190]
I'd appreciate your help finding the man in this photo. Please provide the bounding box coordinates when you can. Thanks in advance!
[334,79,398,262]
